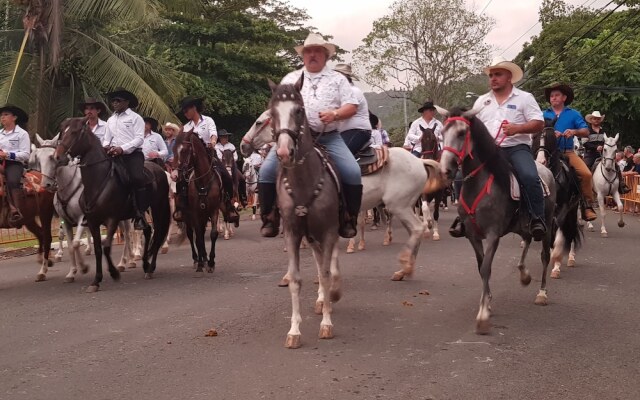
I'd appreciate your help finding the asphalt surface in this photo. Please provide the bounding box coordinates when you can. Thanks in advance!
[1,209,639,400]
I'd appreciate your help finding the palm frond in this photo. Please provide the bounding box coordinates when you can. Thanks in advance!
[0,51,41,129]
[64,0,160,23]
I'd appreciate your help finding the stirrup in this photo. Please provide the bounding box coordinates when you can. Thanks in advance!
[449,217,465,238]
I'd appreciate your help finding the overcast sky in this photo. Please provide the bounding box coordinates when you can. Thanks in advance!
[287,0,613,61]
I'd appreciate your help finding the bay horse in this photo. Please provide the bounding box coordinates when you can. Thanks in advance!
[0,158,55,282]
[437,106,564,334]
[242,110,443,282]
[242,159,259,220]
[172,129,222,274]
[53,118,170,292]
[419,125,446,240]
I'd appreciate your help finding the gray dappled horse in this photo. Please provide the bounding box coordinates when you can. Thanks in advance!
[54,118,170,292]
[31,135,136,283]
[437,106,564,334]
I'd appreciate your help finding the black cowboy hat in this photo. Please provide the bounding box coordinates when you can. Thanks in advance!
[0,104,28,127]
[106,88,139,109]
[544,82,574,106]
[178,96,205,112]
[217,129,232,137]
[418,101,436,113]
[143,117,159,132]
[79,97,109,119]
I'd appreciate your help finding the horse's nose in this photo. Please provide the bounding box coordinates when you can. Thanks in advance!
[240,143,252,157]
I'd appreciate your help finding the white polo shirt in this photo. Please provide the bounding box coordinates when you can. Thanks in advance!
[142,131,169,160]
[404,117,443,154]
[0,125,30,163]
[102,108,144,154]
[92,119,107,144]
[215,142,237,161]
[473,87,544,148]
[184,114,217,145]
[338,85,372,132]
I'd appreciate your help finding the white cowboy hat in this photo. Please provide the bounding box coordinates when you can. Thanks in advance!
[294,33,336,58]
[333,64,358,80]
[164,122,181,133]
[585,111,605,123]
[483,56,524,84]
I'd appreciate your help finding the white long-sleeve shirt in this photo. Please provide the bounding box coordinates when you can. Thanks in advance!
[184,115,217,145]
[0,125,30,163]
[215,142,237,161]
[338,85,371,132]
[142,131,169,160]
[404,117,443,154]
[92,119,107,144]
[102,108,144,154]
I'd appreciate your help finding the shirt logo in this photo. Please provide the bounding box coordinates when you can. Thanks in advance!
[507,104,516,110]
[484,99,491,106]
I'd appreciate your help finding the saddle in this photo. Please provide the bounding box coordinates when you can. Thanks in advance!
[509,173,551,201]
[0,170,45,197]
[112,158,155,187]
[356,140,389,176]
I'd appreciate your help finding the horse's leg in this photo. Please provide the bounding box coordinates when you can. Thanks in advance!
[193,222,207,276]
[28,221,49,282]
[316,240,338,340]
[285,231,303,349]
[550,228,565,278]
[87,223,106,293]
[613,191,625,229]
[55,223,64,262]
[101,219,121,285]
[382,210,392,245]
[432,192,441,241]
[598,192,608,238]
[72,222,90,275]
[567,242,576,268]
[133,230,142,260]
[421,195,432,238]
[84,228,92,255]
[535,232,553,306]
[207,210,219,273]
[475,235,499,335]
[141,224,153,279]
[516,238,532,286]
[63,221,79,283]
[347,212,363,253]
[391,208,425,281]
[185,223,198,269]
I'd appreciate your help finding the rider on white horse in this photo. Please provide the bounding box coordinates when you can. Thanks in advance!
[583,110,630,194]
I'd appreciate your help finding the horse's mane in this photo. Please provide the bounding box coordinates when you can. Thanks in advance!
[451,107,512,190]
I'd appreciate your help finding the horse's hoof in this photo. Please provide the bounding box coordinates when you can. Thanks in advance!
[567,259,576,268]
[35,274,46,282]
[206,267,214,273]
[618,221,625,228]
[128,262,137,269]
[64,276,75,283]
[383,240,391,246]
[601,232,608,238]
[319,325,334,339]
[346,247,354,254]
[47,259,54,267]
[314,301,323,315]
[520,273,532,286]
[330,288,342,303]
[193,271,204,278]
[86,285,99,293]
[588,224,595,232]
[550,270,560,279]
[144,273,153,280]
[117,265,125,272]
[80,264,89,274]
[84,249,92,256]
[110,270,121,281]
[358,241,365,251]
[475,320,491,335]
[534,293,548,306]
[224,234,230,240]
[54,255,63,262]
[251,214,256,221]
[432,233,440,241]
[370,225,378,231]
[314,275,319,285]
[161,246,169,254]
[277,278,289,287]
[285,334,301,349]
[391,271,405,281]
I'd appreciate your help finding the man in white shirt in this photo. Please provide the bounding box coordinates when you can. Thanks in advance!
[175,96,239,226]
[404,101,443,156]
[80,98,108,144]
[142,117,169,166]
[102,88,148,230]
[214,130,238,161]
[450,57,546,240]
[334,64,372,155]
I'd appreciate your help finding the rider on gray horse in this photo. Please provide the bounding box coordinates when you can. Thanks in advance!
[102,88,149,231]
[174,96,239,226]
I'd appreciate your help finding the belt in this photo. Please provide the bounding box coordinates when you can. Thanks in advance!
[310,129,338,136]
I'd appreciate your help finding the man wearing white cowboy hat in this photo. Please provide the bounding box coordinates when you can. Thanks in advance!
[258,32,362,238]
[583,110,630,194]
[333,63,373,155]
[450,56,547,240]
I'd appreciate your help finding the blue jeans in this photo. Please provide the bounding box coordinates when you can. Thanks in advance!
[501,144,544,219]
[341,129,371,156]
[259,132,361,185]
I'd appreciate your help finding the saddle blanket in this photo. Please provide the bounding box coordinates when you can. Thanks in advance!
[510,173,550,201]
[0,171,45,197]
[359,146,389,176]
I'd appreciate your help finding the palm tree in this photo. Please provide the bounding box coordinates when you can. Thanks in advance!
[0,0,199,137]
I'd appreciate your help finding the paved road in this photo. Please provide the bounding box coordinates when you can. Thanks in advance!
[1,210,639,400]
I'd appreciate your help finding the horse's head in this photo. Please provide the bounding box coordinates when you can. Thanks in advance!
[534,127,557,166]
[172,128,196,179]
[54,117,93,164]
[222,149,235,170]
[242,110,273,157]
[268,75,306,167]
[437,105,480,180]
[419,125,438,160]
[602,133,619,172]
[242,159,255,180]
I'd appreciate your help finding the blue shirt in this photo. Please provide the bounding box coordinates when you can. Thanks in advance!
[543,107,588,151]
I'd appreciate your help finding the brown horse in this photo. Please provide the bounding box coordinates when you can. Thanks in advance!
[172,130,222,274]
[0,170,55,281]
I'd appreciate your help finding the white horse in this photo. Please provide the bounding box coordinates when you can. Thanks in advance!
[32,136,135,282]
[241,110,445,281]
[592,133,625,237]
[346,206,392,254]
[242,159,259,221]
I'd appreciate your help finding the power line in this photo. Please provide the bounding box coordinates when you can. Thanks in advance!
[480,0,494,14]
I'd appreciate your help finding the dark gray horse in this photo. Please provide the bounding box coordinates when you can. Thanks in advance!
[437,106,558,334]
[54,118,171,292]
[268,76,342,349]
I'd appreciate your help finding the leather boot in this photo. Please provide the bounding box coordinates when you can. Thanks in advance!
[530,217,546,242]
[173,192,188,222]
[582,206,597,222]
[339,184,362,238]
[258,182,279,237]
[217,164,240,226]
[617,167,631,194]
[133,188,150,230]
[449,216,465,238]
[8,188,25,228]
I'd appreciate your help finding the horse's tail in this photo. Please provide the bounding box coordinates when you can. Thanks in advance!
[555,197,583,254]
[148,169,171,255]
[421,159,447,195]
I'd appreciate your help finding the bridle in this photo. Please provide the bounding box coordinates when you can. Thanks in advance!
[242,117,272,146]
[442,116,474,164]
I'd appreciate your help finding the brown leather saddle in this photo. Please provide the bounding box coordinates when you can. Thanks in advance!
[356,140,389,176]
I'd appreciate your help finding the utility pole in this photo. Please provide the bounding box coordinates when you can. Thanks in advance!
[403,90,408,135]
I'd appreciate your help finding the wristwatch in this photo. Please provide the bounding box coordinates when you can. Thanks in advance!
[332,110,340,121]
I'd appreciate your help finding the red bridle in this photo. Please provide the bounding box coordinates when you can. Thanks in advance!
[442,116,473,163]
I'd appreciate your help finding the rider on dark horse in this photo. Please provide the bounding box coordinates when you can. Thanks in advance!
[174,96,239,226]
[0,104,31,227]
[102,88,150,231]
[142,117,169,168]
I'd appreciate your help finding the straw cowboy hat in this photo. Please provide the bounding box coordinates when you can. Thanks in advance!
[0,104,28,127]
[106,88,139,109]
[334,64,358,80]
[585,110,605,123]
[544,82,574,106]
[483,56,524,84]
[294,33,336,58]
[79,97,109,119]
[164,122,181,133]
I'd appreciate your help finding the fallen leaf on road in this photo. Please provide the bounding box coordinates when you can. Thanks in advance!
[419,290,430,296]
[402,301,414,307]
[205,329,218,337]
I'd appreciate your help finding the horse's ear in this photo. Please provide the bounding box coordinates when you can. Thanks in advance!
[268,79,278,93]
[613,133,619,143]
[419,125,427,133]
[31,143,37,152]
[434,105,449,118]
[462,107,482,119]
[294,72,304,92]
[52,132,60,142]
[35,133,45,146]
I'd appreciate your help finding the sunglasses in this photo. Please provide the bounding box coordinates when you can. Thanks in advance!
[111,98,126,103]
